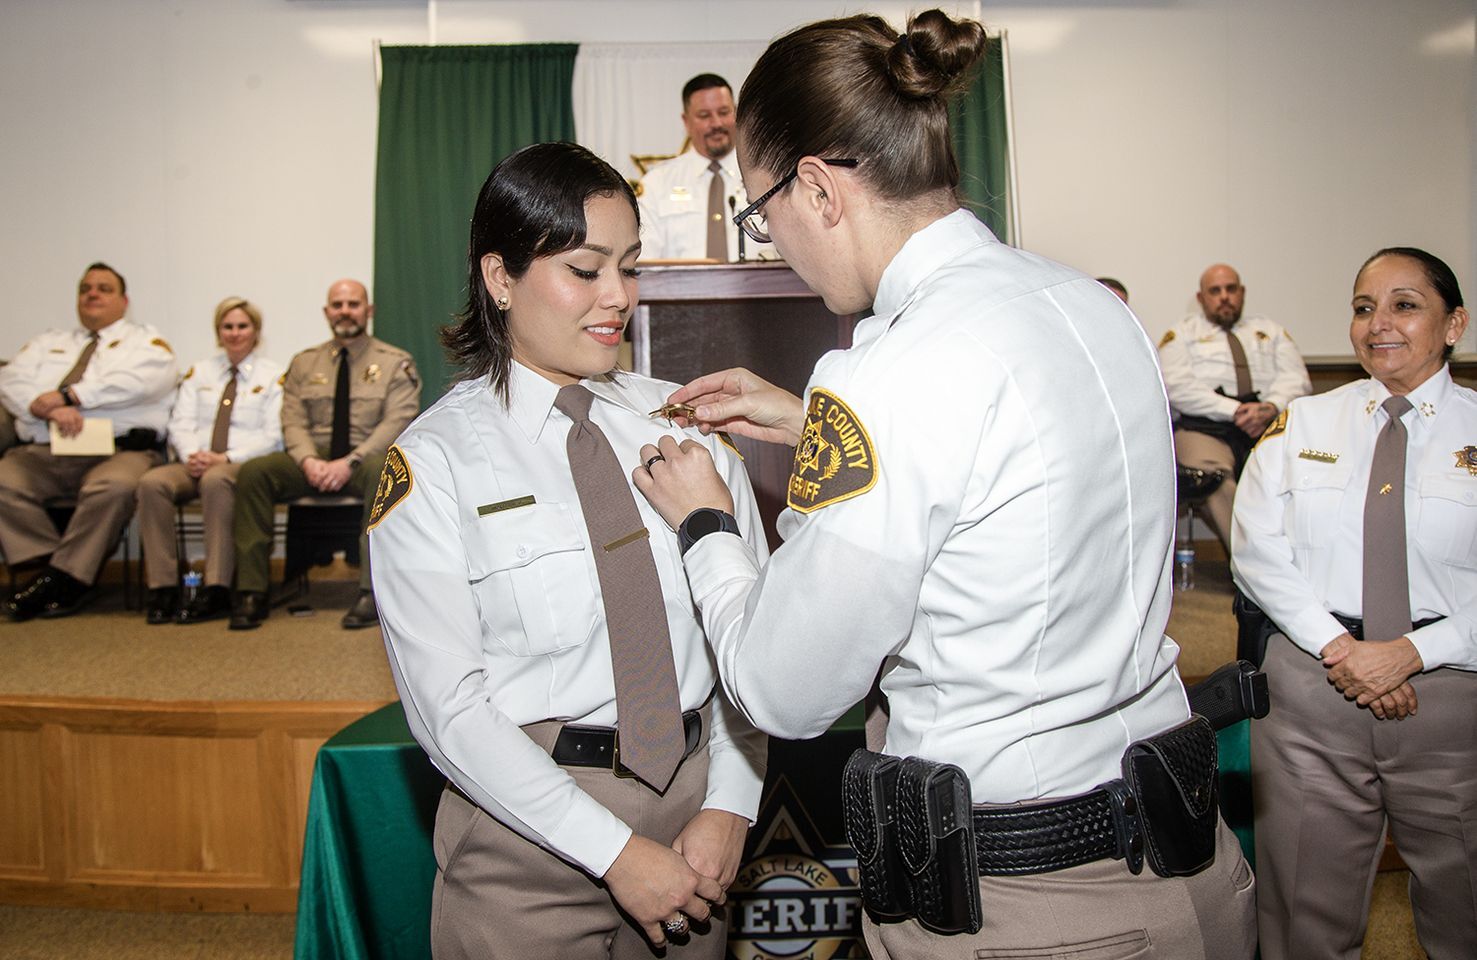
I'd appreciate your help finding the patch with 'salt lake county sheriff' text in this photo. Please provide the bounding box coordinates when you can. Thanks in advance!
[787,388,877,513]
[367,445,413,530]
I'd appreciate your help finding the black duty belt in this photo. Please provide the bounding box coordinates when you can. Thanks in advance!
[1331,612,1445,642]
[552,709,703,778]
[972,787,1131,876]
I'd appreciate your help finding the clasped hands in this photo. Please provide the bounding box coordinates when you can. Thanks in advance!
[32,390,84,437]
[604,808,748,947]
[300,456,354,492]
[1319,632,1425,721]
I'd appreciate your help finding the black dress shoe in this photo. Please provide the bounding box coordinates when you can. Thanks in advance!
[341,590,379,630]
[5,570,58,622]
[177,585,232,625]
[229,591,269,631]
[34,567,92,619]
[146,587,181,625]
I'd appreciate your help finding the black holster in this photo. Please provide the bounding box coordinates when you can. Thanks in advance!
[1233,588,1278,667]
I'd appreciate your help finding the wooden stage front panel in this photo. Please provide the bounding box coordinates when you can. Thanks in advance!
[0,696,384,912]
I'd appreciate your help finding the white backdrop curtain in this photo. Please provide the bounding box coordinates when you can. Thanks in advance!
[572,41,765,181]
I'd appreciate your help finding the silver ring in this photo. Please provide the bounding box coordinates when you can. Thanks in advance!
[662,916,689,936]
[645,454,665,469]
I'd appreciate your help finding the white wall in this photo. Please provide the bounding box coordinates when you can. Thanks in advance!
[1,0,1471,368]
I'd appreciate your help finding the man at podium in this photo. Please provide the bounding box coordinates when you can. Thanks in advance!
[636,74,747,262]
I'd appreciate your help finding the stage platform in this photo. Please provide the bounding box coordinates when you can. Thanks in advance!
[0,576,394,913]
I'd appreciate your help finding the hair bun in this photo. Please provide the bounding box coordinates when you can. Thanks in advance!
[885,8,987,100]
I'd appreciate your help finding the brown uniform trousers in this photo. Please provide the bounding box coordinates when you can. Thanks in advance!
[862,817,1254,960]
[1254,636,1477,960]
[1174,428,1237,549]
[135,461,242,589]
[431,711,726,960]
[0,444,161,583]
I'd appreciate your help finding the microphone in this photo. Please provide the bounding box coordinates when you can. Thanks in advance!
[729,195,746,263]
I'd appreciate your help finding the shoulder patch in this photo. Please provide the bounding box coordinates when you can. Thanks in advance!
[1158,330,1175,348]
[150,337,173,354]
[1255,408,1289,448]
[182,365,195,380]
[787,388,877,513]
[367,445,413,531]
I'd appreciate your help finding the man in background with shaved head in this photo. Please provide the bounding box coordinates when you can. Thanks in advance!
[229,279,419,630]
[1158,263,1310,551]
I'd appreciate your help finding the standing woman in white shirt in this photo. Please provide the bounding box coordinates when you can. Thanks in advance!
[136,297,283,624]
[1232,247,1475,960]
[367,142,767,959]
[635,9,1254,960]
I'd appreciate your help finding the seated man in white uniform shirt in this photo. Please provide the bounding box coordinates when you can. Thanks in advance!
[0,262,179,619]
[1158,263,1310,551]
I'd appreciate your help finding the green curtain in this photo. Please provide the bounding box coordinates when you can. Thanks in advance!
[950,34,1012,243]
[373,44,578,405]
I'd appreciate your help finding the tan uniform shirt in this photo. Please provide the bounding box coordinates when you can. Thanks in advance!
[280,335,420,465]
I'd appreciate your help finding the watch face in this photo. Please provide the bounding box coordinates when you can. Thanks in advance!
[688,508,723,538]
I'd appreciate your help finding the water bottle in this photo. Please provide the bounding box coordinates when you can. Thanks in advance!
[1173,545,1195,591]
[182,570,203,607]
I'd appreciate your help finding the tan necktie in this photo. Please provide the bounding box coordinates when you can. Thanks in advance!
[58,333,100,389]
[210,365,239,455]
[1225,328,1253,397]
[1362,395,1414,641]
[706,160,726,261]
[555,384,685,789]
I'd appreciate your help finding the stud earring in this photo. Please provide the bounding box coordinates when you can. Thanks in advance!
[496,296,509,310]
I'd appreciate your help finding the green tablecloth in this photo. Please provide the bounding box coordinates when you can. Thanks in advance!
[294,703,1253,960]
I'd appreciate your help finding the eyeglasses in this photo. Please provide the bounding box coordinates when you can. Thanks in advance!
[730,158,859,244]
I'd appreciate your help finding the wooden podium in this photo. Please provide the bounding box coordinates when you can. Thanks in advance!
[631,262,856,545]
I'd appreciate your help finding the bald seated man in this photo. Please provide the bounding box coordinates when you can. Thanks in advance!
[229,279,420,631]
[1158,264,1310,551]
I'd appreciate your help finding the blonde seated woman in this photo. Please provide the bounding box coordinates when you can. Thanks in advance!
[136,297,283,623]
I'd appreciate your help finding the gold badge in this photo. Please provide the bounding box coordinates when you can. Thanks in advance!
[149,337,172,354]
[1365,400,1377,415]
[1454,446,1477,477]
[650,402,696,423]
[182,366,195,380]
[363,363,381,383]
[1298,449,1339,463]
[1158,330,1175,348]
[787,389,877,513]
[1255,408,1289,448]
[1420,402,1435,417]
[367,445,413,530]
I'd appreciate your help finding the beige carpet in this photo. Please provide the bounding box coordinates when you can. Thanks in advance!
[0,578,396,702]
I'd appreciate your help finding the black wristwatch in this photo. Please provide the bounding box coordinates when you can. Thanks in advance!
[677,508,740,556]
[60,386,77,406]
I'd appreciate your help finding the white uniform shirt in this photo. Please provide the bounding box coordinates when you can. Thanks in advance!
[371,363,768,877]
[683,209,1190,803]
[0,318,179,443]
[1158,313,1311,420]
[167,350,285,463]
[636,149,774,262]
[1231,368,1477,672]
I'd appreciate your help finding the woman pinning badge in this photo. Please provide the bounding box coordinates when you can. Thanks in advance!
[368,141,768,957]
[634,9,1256,959]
